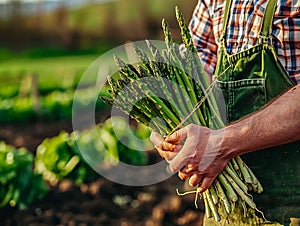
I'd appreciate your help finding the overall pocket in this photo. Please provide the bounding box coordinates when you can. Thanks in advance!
[216,78,266,123]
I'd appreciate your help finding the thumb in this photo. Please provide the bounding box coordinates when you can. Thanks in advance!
[199,176,215,192]
[150,131,164,147]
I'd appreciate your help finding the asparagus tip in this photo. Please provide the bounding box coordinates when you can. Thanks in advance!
[101,96,114,105]
[162,18,170,32]
[175,6,182,20]
[132,43,148,62]
[113,54,125,68]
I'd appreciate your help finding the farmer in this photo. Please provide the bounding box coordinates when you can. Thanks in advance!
[150,0,300,225]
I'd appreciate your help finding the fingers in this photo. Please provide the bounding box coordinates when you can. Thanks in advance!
[165,127,188,144]
[199,176,215,192]
[177,160,215,190]
[177,164,198,180]
[161,141,178,152]
[189,174,202,187]
[162,148,180,161]
[150,131,179,151]
[168,133,198,172]
[178,172,214,192]
[150,131,181,161]
[178,171,190,180]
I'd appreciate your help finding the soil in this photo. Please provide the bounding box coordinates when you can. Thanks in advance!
[0,118,205,226]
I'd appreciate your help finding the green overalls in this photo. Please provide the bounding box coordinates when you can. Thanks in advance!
[206,0,300,225]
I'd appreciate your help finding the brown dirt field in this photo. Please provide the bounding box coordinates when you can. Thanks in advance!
[0,119,204,226]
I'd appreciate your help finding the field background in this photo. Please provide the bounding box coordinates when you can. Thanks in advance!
[0,1,205,226]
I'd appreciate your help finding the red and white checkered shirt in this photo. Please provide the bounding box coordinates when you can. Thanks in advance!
[189,0,300,84]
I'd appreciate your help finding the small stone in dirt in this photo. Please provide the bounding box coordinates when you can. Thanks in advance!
[120,219,132,226]
[176,210,202,225]
[151,204,165,222]
[130,199,140,208]
[35,208,42,216]
[166,195,181,213]
[88,181,102,195]
[112,195,132,208]
[59,180,74,192]
[67,219,76,226]
[137,192,154,203]
[145,218,163,226]
[44,209,54,217]
[80,184,89,193]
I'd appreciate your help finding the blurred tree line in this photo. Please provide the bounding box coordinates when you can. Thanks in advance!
[0,0,197,53]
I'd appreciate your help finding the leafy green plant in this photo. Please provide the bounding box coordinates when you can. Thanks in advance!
[98,116,150,166]
[35,116,150,186]
[0,142,48,210]
[34,131,99,186]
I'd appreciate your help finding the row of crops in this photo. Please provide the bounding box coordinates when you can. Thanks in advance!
[0,116,151,210]
[0,73,107,123]
[0,53,107,123]
[0,88,105,123]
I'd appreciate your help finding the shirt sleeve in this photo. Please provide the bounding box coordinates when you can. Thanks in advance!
[189,0,219,77]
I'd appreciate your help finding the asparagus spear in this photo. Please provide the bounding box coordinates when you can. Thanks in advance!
[205,190,221,222]
[175,6,224,129]
[214,180,232,214]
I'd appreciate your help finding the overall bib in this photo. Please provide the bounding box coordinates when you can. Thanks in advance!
[205,0,300,225]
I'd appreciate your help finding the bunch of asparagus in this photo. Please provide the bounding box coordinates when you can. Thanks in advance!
[102,6,264,222]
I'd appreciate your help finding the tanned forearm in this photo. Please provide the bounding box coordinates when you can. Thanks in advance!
[224,84,300,158]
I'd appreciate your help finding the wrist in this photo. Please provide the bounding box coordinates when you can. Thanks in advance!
[207,128,235,163]
[221,123,249,159]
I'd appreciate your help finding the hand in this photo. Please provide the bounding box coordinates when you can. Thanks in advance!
[150,124,230,192]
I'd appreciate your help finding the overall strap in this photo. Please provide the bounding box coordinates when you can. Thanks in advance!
[259,0,277,43]
[220,0,232,46]
[220,0,277,46]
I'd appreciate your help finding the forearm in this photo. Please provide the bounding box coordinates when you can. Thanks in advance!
[223,84,300,158]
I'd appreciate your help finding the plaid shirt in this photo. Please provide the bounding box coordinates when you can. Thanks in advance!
[189,0,300,84]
